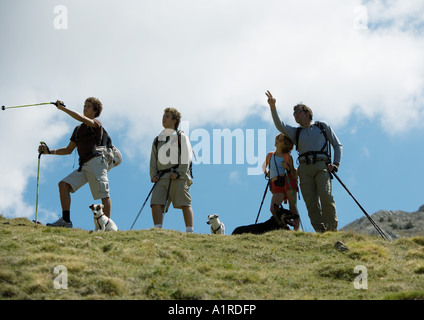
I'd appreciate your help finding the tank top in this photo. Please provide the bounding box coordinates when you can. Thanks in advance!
[269,153,286,179]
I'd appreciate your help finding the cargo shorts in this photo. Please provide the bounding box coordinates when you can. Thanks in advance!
[150,178,191,210]
[61,155,110,200]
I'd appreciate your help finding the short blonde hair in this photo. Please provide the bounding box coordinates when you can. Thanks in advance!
[164,107,181,130]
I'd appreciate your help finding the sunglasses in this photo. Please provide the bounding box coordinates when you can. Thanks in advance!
[293,108,305,115]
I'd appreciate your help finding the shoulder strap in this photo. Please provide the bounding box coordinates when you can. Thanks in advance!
[177,130,182,154]
[154,132,180,151]
[314,121,327,141]
[73,124,82,143]
[178,131,194,178]
[266,151,274,168]
[295,127,302,151]
[88,126,107,147]
[314,121,330,154]
[295,122,328,152]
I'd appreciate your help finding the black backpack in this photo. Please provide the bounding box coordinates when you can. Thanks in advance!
[295,121,331,163]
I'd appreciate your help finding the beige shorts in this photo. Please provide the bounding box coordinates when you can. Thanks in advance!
[61,156,110,200]
[150,178,191,210]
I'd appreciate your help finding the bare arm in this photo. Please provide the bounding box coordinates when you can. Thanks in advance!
[265,91,297,142]
[38,141,76,155]
[54,100,99,128]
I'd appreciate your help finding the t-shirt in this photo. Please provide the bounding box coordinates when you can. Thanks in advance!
[70,119,102,164]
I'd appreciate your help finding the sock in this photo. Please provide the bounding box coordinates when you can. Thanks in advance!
[62,210,70,222]
[154,224,162,228]
[186,226,194,233]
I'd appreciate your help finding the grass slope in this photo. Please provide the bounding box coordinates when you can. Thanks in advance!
[1,215,424,300]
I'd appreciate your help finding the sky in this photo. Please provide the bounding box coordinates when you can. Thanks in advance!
[0,0,423,235]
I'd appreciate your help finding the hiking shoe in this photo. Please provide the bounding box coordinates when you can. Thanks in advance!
[46,218,73,228]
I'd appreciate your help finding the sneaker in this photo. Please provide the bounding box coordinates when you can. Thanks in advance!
[46,218,73,228]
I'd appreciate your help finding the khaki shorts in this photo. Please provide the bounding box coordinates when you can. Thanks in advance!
[61,156,110,200]
[150,178,191,210]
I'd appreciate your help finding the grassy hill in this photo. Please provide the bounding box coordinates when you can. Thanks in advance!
[1,215,424,300]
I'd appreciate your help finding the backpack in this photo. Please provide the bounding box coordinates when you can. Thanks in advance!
[154,130,193,178]
[295,121,331,163]
[265,151,298,192]
[92,127,122,170]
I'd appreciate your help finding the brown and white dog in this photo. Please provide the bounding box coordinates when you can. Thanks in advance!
[207,214,225,235]
[89,204,118,231]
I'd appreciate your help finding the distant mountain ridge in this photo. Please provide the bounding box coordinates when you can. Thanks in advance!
[342,205,424,239]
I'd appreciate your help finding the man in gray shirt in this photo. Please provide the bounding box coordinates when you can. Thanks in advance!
[266,91,342,232]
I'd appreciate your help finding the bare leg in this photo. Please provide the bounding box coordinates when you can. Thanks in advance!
[285,190,300,230]
[58,181,71,211]
[182,206,193,228]
[152,204,164,226]
[102,197,111,218]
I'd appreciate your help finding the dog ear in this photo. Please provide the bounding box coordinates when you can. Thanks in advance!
[89,204,94,209]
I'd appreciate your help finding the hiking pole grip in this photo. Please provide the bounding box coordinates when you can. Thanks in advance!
[39,142,50,157]
[51,101,66,108]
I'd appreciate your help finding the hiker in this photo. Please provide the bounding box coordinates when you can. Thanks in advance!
[38,98,112,228]
[150,108,194,233]
[266,91,343,232]
[263,133,300,230]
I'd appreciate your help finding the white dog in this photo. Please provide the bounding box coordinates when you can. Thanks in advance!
[89,204,118,231]
[207,214,225,235]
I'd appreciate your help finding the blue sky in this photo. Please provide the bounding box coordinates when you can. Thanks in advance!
[19,110,424,234]
[1,0,424,234]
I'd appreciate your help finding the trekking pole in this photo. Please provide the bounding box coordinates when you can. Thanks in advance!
[164,178,172,215]
[255,181,270,224]
[34,142,49,226]
[160,178,173,224]
[331,171,391,241]
[1,102,56,111]
[130,183,157,230]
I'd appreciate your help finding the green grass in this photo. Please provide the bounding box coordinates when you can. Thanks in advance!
[1,215,424,300]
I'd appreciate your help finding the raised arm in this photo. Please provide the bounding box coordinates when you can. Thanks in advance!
[265,91,297,142]
[53,100,99,128]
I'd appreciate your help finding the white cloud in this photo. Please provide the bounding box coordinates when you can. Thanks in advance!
[0,106,70,218]
[1,0,423,218]
[362,147,371,158]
